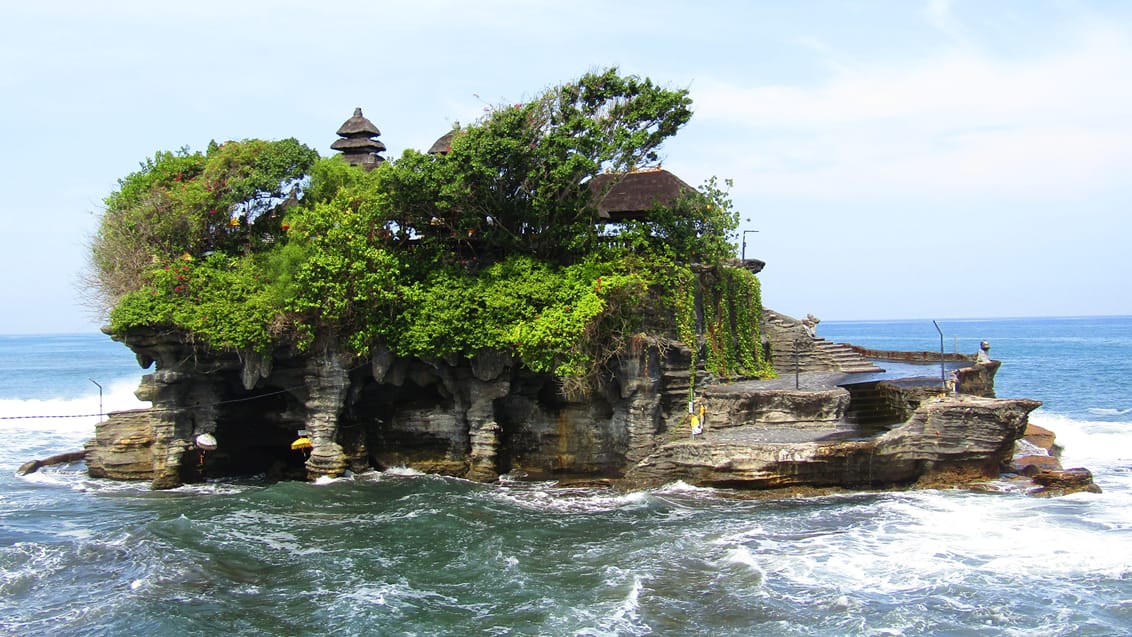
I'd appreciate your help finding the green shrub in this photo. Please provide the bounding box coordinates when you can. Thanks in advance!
[95,69,771,382]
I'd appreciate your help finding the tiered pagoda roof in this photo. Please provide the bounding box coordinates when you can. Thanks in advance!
[331,108,386,168]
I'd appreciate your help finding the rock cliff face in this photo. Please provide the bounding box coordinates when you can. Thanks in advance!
[626,387,1040,489]
[88,312,1041,493]
[90,326,685,488]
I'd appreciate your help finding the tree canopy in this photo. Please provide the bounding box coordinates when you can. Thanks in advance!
[91,138,318,308]
[91,68,768,381]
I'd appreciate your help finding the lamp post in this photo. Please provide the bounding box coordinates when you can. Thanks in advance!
[932,321,946,391]
[741,229,759,261]
[89,378,103,422]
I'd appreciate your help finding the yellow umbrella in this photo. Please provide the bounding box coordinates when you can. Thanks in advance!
[290,437,312,451]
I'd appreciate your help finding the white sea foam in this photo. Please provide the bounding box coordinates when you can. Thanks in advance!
[610,574,643,624]
[723,545,762,572]
[17,469,83,488]
[571,568,648,637]
[701,481,1132,616]
[1,380,150,464]
[1013,437,1050,458]
[214,510,324,557]
[490,484,651,514]
[654,480,718,495]
[1029,412,1132,468]
[0,377,148,418]
[381,465,425,477]
[1087,407,1132,416]
[169,479,262,496]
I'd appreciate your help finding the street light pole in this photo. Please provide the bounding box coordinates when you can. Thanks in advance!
[932,321,946,391]
[741,229,759,261]
[89,378,103,422]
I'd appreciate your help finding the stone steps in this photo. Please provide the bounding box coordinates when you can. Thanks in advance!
[767,322,883,373]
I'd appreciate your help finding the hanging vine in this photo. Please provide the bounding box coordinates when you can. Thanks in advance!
[694,265,772,381]
[669,266,699,403]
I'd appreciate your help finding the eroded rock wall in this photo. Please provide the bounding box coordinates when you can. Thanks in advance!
[88,312,1036,493]
[626,396,1042,488]
[85,409,156,481]
[93,326,694,489]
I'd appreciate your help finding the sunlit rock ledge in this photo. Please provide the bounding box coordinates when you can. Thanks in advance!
[625,392,1042,489]
[73,310,1094,496]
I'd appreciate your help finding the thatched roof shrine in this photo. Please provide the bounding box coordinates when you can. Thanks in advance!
[587,169,695,222]
[428,129,458,155]
[423,124,696,224]
[332,107,386,168]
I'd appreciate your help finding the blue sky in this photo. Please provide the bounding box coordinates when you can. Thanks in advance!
[1,0,1130,333]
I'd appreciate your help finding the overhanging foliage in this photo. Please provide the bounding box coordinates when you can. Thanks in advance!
[93,68,770,381]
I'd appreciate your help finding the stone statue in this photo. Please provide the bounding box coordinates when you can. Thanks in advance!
[976,340,991,363]
[801,313,820,338]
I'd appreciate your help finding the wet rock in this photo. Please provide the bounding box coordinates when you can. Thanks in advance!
[84,409,156,481]
[702,385,849,429]
[1012,455,1062,475]
[953,361,1000,398]
[1023,423,1058,453]
[1029,467,1101,497]
[16,451,86,476]
[87,310,1058,493]
[303,340,351,480]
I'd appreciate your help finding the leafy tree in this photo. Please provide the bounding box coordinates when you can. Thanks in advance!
[90,138,318,307]
[610,176,740,264]
[96,68,770,381]
[381,68,695,262]
[276,183,406,352]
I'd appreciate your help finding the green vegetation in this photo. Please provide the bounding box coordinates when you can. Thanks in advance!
[92,68,772,382]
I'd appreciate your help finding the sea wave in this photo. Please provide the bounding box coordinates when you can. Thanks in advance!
[705,486,1132,619]
[1,380,149,469]
[1028,412,1131,465]
[654,480,719,495]
[0,378,148,425]
[488,483,652,515]
[0,376,146,413]
[1087,407,1132,416]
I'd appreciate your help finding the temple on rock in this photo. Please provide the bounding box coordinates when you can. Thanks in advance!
[60,106,1089,497]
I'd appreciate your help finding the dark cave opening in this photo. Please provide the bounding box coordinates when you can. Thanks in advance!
[182,383,309,483]
[347,375,456,470]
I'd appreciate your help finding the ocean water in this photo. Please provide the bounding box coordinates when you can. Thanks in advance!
[2,318,1131,636]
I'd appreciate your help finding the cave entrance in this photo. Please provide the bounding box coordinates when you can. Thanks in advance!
[347,375,456,471]
[182,384,309,483]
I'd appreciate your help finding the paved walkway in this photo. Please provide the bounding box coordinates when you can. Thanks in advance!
[692,372,898,445]
[722,369,951,392]
[700,423,872,444]
[720,371,863,392]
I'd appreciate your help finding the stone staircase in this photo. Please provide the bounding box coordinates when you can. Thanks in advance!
[656,345,713,407]
[840,381,900,426]
[763,309,882,375]
[810,337,883,373]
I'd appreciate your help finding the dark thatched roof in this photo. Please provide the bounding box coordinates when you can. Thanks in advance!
[428,129,458,155]
[336,107,381,136]
[333,107,386,168]
[331,137,387,152]
[588,169,695,222]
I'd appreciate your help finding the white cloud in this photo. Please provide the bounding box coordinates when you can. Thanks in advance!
[691,22,1132,201]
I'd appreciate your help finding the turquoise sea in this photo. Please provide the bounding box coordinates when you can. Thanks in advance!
[2,317,1131,636]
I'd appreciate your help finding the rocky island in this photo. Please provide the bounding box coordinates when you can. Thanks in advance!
[70,69,1088,495]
